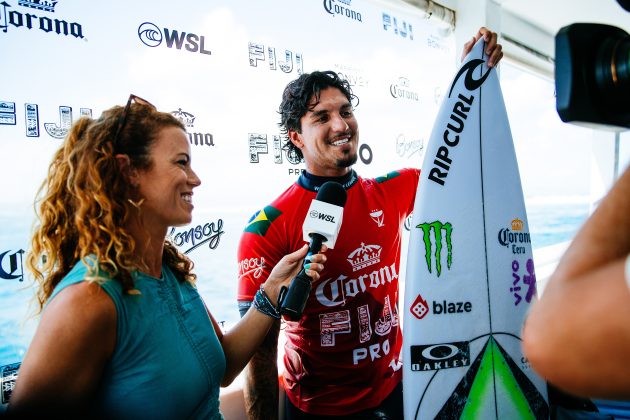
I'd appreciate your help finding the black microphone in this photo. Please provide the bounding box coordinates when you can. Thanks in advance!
[279,181,347,320]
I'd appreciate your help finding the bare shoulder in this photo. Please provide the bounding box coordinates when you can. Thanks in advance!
[10,281,116,410]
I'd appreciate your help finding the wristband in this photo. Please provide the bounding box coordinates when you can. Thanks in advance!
[625,254,630,292]
[253,286,281,319]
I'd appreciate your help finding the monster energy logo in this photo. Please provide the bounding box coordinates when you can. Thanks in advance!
[418,221,452,276]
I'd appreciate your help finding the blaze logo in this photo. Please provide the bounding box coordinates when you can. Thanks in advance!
[417,221,453,277]
[410,294,429,319]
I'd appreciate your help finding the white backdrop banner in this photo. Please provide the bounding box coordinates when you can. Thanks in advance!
[0,0,455,377]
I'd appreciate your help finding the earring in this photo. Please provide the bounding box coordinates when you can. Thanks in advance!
[127,198,145,209]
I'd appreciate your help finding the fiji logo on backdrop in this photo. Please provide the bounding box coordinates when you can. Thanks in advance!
[171,108,215,147]
[0,249,25,282]
[0,100,91,138]
[138,22,211,55]
[0,0,85,39]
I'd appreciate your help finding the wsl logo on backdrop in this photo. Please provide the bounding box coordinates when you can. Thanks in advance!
[171,108,215,147]
[0,0,85,39]
[323,0,362,22]
[138,22,211,56]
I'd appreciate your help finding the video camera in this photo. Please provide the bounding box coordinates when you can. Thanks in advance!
[555,0,630,130]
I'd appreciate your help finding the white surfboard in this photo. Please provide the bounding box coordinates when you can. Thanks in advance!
[403,39,549,419]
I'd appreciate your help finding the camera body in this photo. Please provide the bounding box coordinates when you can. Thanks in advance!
[555,4,630,130]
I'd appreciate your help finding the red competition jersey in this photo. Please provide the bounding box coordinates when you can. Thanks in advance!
[237,168,419,416]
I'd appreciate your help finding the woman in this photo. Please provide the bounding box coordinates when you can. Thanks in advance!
[8,95,326,418]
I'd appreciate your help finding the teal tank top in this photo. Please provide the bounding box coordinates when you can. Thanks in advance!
[49,259,226,419]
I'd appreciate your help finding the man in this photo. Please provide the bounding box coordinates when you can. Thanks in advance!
[523,164,630,400]
[237,28,503,419]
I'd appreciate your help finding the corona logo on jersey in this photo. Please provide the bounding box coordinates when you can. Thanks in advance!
[416,221,453,277]
[347,243,382,272]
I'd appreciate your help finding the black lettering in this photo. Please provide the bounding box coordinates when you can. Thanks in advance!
[436,146,452,165]
[9,11,22,28]
[428,168,446,186]
[464,302,472,312]
[39,16,52,32]
[443,129,459,147]
[54,18,68,36]
[458,93,474,105]
[452,100,470,120]
[446,114,464,133]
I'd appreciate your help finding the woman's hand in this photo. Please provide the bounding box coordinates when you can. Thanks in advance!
[262,244,327,306]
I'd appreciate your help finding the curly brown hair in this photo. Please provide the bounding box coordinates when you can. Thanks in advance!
[28,100,197,311]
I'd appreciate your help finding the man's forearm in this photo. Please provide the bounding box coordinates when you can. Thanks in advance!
[554,165,630,280]
[243,321,280,420]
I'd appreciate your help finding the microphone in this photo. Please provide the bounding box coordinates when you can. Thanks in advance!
[279,181,347,320]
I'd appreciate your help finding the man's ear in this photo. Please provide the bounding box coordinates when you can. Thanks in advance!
[288,130,303,149]
[115,154,139,187]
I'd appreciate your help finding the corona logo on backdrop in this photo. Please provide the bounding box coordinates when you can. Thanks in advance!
[138,22,211,56]
[0,249,24,282]
[0,0,85,39]
[390,77,419,101]
[171,108,215,147]
[323,0,363,22]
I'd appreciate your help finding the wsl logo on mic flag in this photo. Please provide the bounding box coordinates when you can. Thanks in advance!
[402,38,549,419]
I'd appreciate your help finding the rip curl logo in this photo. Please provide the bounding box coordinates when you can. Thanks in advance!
[417,221,452,277]
[448,58,491,97]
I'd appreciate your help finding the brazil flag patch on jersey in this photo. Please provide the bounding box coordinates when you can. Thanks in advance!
[244,205,282,236]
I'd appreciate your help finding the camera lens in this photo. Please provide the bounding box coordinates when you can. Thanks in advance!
[595,35,630,103]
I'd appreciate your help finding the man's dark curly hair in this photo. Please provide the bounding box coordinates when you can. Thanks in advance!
[278,70,358,160]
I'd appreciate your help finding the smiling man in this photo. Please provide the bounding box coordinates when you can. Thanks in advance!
[237,27,503,420]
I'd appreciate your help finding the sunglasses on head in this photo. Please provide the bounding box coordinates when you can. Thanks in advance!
[112,94,156,151]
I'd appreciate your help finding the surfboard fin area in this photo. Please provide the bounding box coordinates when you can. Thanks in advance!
[403,38,550,419]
